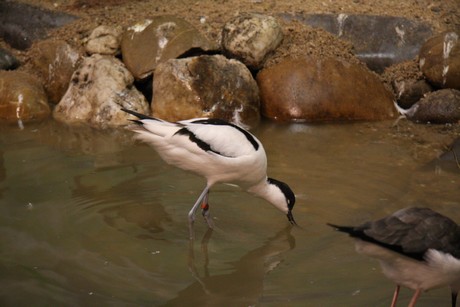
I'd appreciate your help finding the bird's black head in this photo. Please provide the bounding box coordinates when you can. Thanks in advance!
[267,177,296,225]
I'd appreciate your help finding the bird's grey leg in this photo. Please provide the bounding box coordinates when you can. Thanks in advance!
[408,289,421,307]
[452,290,458,307]
[390,285,400,307]
[188,186,210,239]
[201,191,214,229]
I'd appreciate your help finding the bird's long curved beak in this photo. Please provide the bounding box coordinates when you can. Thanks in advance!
[287,210,297,225]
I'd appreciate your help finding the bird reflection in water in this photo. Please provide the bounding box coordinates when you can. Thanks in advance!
[163,226,296,306]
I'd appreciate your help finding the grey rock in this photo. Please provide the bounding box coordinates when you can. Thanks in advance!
[404,89,460,124]
[0,1,77,50]
[280,13,433,73]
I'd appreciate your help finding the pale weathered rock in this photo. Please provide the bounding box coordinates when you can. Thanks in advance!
[0,70,50,123]
[86,25,123,55]
[53,54,149,128]
[222,13,283,69]
[121,16,217,79]
[403,89,460,124]
[419,31,460,89]
[257,57,396,121]
[32,40,82,104]
[153,55,260,128]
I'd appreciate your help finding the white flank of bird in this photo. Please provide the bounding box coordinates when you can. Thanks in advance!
[329,207,460,307]
[121,108,296,238]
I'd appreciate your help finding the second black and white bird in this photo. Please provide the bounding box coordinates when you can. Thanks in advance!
[329,207,460,307]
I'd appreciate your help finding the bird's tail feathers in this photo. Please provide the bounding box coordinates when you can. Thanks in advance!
[327,223,356,235]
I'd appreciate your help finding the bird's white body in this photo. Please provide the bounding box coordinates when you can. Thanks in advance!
[330,207,460,306]
[131,117,269,192]
[355,240,460,293]
[121,109,296,238]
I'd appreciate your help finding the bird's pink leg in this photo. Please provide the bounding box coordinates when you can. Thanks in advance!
[390,285,400,307]
[408,289,421,307]
[188,186,210,239]
[201,190,214,229]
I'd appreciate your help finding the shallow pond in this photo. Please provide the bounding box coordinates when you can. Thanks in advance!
[1,119,459,306]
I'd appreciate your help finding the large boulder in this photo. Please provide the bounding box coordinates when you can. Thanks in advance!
[257,57,396,121]
[121,16,217,80]
[0,70,50,124]
[419,31,460,89]
[32,40,82,104]
[53,54,149,128]
[153,55,260,128]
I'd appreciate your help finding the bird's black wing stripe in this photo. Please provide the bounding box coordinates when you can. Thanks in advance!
[192,119,259,151]
[327,223,425,261]
[174,127,232,157]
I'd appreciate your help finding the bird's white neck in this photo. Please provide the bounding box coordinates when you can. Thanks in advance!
[247,179,289,214]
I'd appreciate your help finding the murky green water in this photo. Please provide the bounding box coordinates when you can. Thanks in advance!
[1,120,458,306]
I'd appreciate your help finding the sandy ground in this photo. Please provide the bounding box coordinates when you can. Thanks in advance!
[6,0,460,75]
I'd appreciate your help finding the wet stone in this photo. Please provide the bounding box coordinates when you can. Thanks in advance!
[53,54,149,128]
[86,25,123,55]
[0,1,77,50]
[419,31,460,90]
[0,48,20,70]
[279,13,433,73]
[257,57,396,122]
[222,13,283,70]
[404,89,460,124]
[0,70,50,124]
[153,55,260,128]
[32,40,82,104]
[121,16,218,80]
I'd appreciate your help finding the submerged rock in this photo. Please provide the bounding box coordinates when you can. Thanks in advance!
[257,57,396,122]
[222,13,283,70]
[280,13,433,73]
[32,40,82,104]
[419,31,460,90]
[86,25,123,55]
[121,16,217,79]
[0,70,50,124]
[402,89,460,124]
[53,54,149,128]
[426,137,460,174]
[153,55,260,128]
[0,1,77,50]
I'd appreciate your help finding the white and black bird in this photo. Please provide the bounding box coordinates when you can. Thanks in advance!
[122,108,296,238]
[328,207,460,307]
